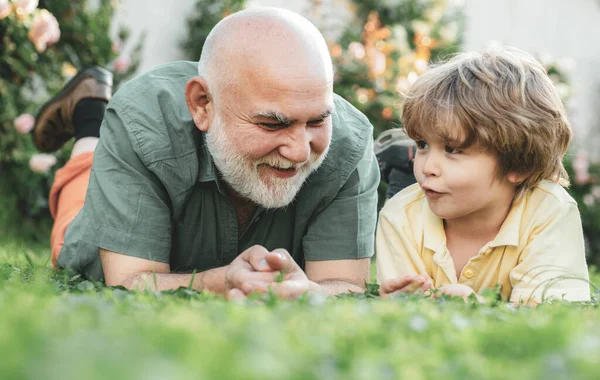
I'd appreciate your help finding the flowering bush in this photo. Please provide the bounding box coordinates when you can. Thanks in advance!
[0,0,142,240]
[328,0,464,137]
[565,150,600,266]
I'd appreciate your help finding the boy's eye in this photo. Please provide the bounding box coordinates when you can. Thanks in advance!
[445,145,461,154]
[416,140,428,149]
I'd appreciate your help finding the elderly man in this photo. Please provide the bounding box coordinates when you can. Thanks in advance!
[34,8,379,299]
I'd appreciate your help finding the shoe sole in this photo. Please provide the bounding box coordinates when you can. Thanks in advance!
[33,66,113,152]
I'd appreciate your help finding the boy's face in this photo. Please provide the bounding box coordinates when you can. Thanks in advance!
[413,133,518,222]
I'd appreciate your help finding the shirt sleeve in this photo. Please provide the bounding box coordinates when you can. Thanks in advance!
[76,107,172,264]
[302,140,380,261]
[375,205,427,283]
[509,200,590,303]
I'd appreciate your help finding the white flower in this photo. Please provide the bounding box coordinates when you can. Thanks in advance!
[439,22,459,43]
[451,315,470,330]
[0,0,11,20]
[583,194,595,207]
[408,315,428,332]
[14,0,38,16]
[28,9,60,53]
[348,42,365,60]
[29,153,57,173]
[14,113,35,134]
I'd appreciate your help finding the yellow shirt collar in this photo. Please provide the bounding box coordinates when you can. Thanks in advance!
[422,194,523,252]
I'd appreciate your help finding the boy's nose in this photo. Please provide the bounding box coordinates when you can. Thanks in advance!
[421,153,441,177]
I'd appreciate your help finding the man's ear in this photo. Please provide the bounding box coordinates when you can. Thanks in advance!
[185,77,212,132]
[507,172,528,185]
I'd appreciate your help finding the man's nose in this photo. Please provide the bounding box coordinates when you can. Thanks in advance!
[278,125,311,164]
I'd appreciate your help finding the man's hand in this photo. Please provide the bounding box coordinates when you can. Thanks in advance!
[379,274,433,298]
[432,284,485,302]
[226,246,319,300]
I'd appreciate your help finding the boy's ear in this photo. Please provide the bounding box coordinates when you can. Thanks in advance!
[507,172,528,185]
[185,77,212,132]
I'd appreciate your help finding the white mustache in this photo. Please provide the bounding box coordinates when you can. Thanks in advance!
[254,152,322,171]
[254,156,298,170]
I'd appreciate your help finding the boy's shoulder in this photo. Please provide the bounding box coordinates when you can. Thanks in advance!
[380,183,426,219]
[527,180,577,208]
[517,180,578,226]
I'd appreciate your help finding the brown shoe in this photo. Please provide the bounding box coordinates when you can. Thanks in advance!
[33,66,113,152]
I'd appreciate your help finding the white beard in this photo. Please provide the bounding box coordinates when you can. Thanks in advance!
[204,114,329,209]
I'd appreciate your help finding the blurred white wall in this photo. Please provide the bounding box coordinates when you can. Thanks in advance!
[463,0,600,148]
[111,0,307,73]
[114,0,600,146]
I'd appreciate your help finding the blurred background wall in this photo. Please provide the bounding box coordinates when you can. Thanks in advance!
[112,0,600,146]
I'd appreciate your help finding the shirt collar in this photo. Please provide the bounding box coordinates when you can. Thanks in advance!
[488,196,524,248]
[422,192,523,252]
[423,200,446,252]
[196,130,218,183]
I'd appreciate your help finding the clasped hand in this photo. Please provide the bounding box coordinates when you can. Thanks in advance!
[225,245,320,300]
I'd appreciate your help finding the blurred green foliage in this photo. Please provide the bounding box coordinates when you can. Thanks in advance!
[0,0,142,241]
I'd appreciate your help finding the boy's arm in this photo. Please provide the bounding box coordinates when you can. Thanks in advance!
[376,208,428,284]
[509,201,590,304]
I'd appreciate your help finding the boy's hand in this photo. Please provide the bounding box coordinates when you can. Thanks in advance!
[380,274,433,298]
[433,284,485,302]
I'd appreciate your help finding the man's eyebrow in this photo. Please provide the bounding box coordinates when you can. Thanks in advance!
[254,106,335,125]
[255,110,292,124]
[309,107,334,122]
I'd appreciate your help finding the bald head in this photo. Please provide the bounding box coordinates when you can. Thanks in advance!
[197,7,333,99]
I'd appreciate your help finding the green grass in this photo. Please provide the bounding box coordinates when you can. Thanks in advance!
[1,236,599,380]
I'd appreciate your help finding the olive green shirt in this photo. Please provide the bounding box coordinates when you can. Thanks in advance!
[58,61,379,281]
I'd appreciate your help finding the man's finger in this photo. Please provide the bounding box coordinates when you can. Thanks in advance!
[267,280,310,299]
[242,245,272,272]
[241,281,271,295]
[227,288,247,301]
[264,249,293,272]
[229,271,281,290]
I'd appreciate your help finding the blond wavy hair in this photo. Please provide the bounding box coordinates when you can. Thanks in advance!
[402,46,572,198]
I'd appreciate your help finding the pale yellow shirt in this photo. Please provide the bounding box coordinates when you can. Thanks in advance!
[376,181,590,303]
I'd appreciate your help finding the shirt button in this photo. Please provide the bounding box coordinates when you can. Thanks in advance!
[463,268,475,279]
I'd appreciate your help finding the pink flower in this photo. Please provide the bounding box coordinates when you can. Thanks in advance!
[111,39,123,55]
[14,113,35,134]
[0,0,12,20]
[114,56,131,73]
[28,9,60,53]
[573,150,590,185]
[29,153,57,174]
[14,0,38,16]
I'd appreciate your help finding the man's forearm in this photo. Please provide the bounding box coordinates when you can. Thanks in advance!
[121,266,229,294]
[316,279,365,296]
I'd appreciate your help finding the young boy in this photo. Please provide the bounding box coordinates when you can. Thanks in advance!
[376,47,591,304]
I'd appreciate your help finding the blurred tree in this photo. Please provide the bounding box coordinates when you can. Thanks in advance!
[314,0,464,138]
[0,0,142,240]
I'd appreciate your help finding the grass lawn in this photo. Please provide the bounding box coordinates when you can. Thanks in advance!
[1,235,599,380]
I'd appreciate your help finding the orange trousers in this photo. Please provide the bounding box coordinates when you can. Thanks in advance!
[49,152,94,268]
